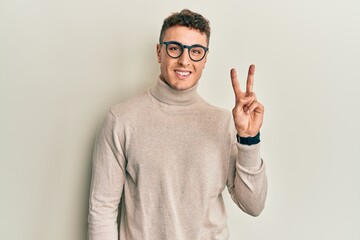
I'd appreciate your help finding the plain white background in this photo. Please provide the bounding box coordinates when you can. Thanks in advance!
[1,0,359,239]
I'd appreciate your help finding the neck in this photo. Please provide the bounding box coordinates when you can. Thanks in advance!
[149,77,200,106]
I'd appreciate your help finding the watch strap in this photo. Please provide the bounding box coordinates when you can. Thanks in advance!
[236,132,260,145]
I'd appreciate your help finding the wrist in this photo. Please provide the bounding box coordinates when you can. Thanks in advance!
[236,132,260,145]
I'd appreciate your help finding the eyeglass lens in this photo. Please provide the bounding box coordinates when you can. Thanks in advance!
[166,42,206,61]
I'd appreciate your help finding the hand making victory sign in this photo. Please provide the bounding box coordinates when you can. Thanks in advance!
[231,64,264,137]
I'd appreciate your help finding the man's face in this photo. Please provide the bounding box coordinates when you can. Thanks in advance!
[157,25,208,91]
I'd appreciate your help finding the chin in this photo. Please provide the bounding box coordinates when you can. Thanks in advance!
[161,74,198,91]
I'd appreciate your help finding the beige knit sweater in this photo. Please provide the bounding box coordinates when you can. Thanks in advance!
[88,79,267,240]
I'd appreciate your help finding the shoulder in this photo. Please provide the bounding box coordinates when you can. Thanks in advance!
[199,99,232,120]
[196,99,236,139]
[96,90,152,131]
[196,99,235,133]
[109,90,150,119]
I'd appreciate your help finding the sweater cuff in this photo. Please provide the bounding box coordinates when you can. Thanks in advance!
[236,143,262,170]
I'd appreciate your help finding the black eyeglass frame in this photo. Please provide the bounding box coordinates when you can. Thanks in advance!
[159,41,209,62]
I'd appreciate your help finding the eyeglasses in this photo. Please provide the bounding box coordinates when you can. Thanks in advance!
[159,41,209,62]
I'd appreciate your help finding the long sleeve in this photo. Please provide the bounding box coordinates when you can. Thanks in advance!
[227,138,268,216]
[88,111,126,240]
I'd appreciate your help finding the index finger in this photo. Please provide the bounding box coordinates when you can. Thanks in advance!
[230,68,242,100]
[246,64,255,93]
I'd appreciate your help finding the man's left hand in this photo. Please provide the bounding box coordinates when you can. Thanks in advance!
[230,64,264,137]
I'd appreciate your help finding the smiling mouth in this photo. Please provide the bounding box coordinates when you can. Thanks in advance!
[175,70,191,78]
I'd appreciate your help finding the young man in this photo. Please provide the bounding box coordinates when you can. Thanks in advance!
[88,9,267,240]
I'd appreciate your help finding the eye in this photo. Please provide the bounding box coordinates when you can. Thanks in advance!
[168,44,182,52]
[190,47,204,55]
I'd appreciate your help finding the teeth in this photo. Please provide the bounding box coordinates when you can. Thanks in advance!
[176,71,190,76]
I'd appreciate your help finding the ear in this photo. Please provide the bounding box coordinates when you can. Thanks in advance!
[156,44,161,63]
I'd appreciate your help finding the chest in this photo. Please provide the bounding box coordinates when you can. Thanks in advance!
[123,109,232,191]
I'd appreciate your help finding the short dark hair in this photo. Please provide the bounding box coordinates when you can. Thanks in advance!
[159,9,211,45]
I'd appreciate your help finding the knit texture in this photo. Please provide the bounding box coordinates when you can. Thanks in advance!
[88,79,267,240]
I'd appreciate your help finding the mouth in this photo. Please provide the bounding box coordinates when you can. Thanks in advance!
[175,70,192,79]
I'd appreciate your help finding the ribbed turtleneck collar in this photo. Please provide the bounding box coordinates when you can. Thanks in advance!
[149,78,201,106]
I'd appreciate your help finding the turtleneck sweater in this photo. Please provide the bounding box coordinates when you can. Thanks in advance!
[88,79,267,240]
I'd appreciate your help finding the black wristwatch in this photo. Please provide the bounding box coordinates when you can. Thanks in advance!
[236,132,260,145]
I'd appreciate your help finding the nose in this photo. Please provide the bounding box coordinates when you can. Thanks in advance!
[178,48,191,66]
